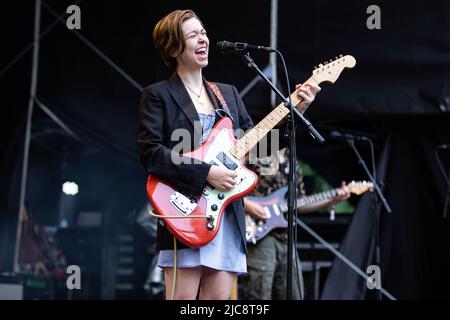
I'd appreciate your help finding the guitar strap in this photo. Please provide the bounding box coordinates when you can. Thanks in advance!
[206,81,234,122]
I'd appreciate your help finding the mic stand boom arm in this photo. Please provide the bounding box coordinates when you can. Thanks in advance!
[346,138,392,213]
[242,53,325,142]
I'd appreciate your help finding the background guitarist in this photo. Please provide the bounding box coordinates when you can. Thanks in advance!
[242,145,351,300]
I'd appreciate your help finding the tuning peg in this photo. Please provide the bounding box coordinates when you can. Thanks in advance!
[339,54,343,58]
[314,66,318,69]
[318,63,323,68]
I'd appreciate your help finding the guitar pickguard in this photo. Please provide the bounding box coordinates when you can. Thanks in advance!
[197,128,257,230]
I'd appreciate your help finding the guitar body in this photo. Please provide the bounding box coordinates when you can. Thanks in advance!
[146,117,258,247]
[245,187,289,243]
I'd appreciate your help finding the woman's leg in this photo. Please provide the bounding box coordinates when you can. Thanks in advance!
[198,267,236,300]
[163,266,202,300]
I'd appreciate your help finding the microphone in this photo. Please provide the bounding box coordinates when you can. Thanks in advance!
[330,130,371,141]
[216,41,276,54]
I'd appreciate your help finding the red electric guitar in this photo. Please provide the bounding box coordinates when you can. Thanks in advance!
[146,55,356,247]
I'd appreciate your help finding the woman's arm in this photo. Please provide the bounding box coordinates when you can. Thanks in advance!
[138,86,212,196]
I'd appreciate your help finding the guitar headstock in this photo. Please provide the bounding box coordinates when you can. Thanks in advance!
[347,180,374,195]
[312,54,356,84]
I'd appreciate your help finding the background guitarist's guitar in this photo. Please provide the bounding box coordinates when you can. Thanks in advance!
[146,55,356,247]
[245,181,373,244]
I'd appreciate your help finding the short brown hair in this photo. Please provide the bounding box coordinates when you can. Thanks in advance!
[152,10,203,68]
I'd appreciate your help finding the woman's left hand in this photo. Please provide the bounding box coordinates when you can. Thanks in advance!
[295,83,321,110]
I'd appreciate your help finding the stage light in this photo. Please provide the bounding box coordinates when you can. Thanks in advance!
[62,181,79,195]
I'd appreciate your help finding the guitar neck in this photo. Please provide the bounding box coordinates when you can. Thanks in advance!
[229,76,320,160]
[297,188,340,208]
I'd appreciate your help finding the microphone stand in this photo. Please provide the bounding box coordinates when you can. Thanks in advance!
[241,52,324,300]
[345,138,391,300]
[434,146,450,220]
[443,169,450,221]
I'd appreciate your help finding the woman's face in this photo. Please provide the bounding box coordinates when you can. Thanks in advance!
[175,17,209,70]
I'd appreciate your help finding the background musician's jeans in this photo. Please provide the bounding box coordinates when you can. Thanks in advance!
[242,232,304,300]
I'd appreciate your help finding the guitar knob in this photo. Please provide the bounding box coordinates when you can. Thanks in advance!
[206,215,215,230]
[218,193,225,200]
[211,204,218,211]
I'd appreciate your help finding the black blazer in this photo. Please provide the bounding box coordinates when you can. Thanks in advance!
[138,73,254,252]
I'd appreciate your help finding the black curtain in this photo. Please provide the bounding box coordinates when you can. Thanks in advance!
[322,116,450,299]
[0,117,26,272]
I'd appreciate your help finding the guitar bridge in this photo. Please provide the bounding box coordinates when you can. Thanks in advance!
[169,192,197,216]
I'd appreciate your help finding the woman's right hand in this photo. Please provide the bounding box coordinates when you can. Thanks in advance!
[206,165,237,191]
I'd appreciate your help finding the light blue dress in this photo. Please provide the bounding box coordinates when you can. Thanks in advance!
[157,111,247,273]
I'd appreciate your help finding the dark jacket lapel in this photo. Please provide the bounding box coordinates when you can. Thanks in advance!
[167,73,202,137]
[168,73,239,135]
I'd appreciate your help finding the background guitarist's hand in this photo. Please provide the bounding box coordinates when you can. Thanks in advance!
[244,198,267,221]
[295,83,321,110]
[331,181,351,204]
[206,165,237,191]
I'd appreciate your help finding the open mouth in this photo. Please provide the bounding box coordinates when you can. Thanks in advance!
[195,47,207,58]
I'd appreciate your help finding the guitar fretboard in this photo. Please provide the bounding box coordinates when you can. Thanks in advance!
[229,76,320,160]
[297,188,339,208]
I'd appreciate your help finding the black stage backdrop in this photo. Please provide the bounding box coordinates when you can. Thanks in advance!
[1,0,449,299]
